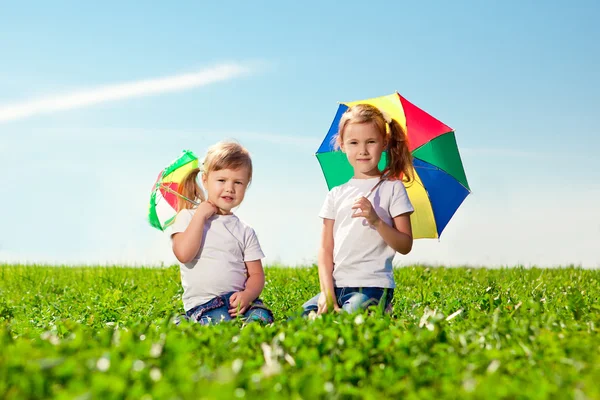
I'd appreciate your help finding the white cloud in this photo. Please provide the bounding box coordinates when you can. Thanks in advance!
[1,123,598,269]
[0,126,319,152]
[231,132,319,147]
[0,63,252,123]
[461,147,551,159]
[396,186,600,268]
[2,181,599,268]
[461,147,598,166]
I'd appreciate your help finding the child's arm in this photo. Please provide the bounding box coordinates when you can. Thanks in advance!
[229,260,265,317]
[171,202,216,263]
[317,218,340,313]
[374,214,413,255]
[352,197,413,254]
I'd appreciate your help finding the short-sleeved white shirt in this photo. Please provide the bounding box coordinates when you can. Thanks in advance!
[168,209,265,311]
[319,177,414,289]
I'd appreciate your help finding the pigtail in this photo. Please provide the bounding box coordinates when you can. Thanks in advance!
[177,168,206,210]
[385,119,414,183]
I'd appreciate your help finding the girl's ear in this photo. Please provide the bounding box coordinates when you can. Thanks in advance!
[382,131,389,148]
[201,173,208,187]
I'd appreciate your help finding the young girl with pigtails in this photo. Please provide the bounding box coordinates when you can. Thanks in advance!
[302,104,415,316]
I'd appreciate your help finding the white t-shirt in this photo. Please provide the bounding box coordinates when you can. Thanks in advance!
[168,209,265,311]
[319,177,414,289]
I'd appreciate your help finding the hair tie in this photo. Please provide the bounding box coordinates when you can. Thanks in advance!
[380,110,392,124]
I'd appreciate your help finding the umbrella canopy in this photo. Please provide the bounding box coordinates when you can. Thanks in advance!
[316,92,470,239]
[148,150,199,231]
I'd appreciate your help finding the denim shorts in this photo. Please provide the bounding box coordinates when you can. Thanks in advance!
[182,291,274,325]
[301,287,394,316]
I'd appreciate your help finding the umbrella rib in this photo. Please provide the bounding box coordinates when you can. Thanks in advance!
[159,184,199,206]
[364,177,386,199]
[364,173,428,198]
[414,161,472,193]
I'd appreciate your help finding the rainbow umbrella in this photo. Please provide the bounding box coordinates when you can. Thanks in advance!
[148,150,199,231]
[316,92,470,239]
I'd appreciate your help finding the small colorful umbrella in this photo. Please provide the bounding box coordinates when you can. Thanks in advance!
[316,92,470,239]
[148,150,199,231]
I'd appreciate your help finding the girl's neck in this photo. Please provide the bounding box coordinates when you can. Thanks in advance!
[353,169,382,180]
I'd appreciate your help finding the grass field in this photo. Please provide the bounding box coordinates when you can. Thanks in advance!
[1,264,599,399]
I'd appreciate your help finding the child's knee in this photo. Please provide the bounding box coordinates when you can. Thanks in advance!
[300,293,320,316]
[245,307,274,324]
[341,292,372,313]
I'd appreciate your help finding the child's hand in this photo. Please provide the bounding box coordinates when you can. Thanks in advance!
[351,197,381,226]
[196,200,217,221]
[317,292,341,314]
[229,291,252,317]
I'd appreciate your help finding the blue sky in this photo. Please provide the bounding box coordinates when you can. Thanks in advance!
[1,1,599,267]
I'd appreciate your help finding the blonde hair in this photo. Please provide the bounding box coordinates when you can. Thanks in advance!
[178,141,253,210]
[336,104,414,182]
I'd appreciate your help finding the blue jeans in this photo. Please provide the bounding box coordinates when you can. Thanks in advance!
[301,287,394,316]
[183,291,274,325]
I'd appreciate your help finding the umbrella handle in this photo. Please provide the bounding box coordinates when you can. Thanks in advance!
[364,178,385,199]
[351,178,385,217]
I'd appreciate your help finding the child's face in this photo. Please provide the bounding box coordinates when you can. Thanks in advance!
[340,122,386,178]
[202,167,251,214]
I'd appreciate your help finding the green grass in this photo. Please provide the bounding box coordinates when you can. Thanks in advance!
[1,264,599,399]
